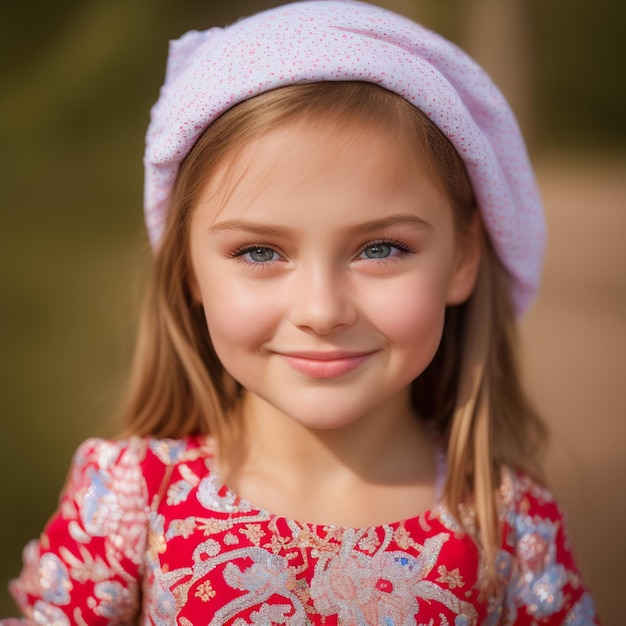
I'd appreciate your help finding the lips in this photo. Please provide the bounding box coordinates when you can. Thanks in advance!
[276,351,375,379]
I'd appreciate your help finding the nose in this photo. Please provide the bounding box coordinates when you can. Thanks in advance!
[288,262,357,335]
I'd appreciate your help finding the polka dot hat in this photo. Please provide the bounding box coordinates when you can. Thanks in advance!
[144,0,545,315]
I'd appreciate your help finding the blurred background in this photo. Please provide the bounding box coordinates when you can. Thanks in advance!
[1,0,624,622]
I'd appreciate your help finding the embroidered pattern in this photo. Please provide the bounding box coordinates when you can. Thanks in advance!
[4,437,599,625]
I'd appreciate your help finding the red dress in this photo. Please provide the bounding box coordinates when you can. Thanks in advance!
[3,436,598,625]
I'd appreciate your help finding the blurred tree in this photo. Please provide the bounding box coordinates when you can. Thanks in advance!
[534,0,626,150]
[464,0,535,143]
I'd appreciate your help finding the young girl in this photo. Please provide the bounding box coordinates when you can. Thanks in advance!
[3,1,599,624]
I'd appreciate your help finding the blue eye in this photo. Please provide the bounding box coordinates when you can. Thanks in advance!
[247,247,277,263]
[234,246,279,263]
[359,240,411,260]
[252,247,276,262]
[362,243,394,259]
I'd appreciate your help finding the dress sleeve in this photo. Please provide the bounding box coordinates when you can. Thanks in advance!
[5,438,150,626]
[498,471,600,625]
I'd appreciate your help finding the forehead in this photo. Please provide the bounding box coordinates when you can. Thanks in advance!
[193,117,451,229]
[243,118,412,179]
[179,83,452,219]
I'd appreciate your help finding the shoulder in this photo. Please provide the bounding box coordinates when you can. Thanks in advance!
[499,468,566,536]
[498,468,579,570]
[36,434,212,551]
[7,435,212,625]
[68,436,148,480]
[70,434,201,466]
[494,468,599,625]
[68,435,211,503]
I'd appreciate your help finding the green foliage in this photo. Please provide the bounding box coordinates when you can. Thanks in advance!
[534,0,626,148]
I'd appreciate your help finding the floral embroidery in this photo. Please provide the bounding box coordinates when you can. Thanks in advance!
[166,479,193,506]
[37,554,71,605]
[165,516,196,540]
[393,524,421,551]
[309,530,478,624]
[358,527,381,554]
[32,601,71,626]
[239,523,265,546]
[194,580,216,602]
[93,580,136,619]
[436,565,464,590]
[5,437,599,625]
[197,517,233,536]
[564,593,598,626]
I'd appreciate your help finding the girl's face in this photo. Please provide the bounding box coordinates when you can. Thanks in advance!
[188,118,479,432]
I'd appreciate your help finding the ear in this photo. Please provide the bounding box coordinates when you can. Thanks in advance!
[446,213,483,306]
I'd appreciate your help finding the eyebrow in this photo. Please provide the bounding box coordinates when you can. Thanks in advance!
[207,213,432,236]
[351,213,432,233]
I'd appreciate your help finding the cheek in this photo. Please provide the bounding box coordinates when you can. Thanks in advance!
[365,273,449,360]
[199,277,279,355]
[388,294,446,349]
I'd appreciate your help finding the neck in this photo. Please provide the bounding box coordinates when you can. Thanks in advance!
[218,389,438,526]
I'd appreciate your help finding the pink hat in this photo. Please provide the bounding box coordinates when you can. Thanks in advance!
[144,0,545,315]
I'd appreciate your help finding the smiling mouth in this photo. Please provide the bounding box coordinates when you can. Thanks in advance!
[277,351,375,379]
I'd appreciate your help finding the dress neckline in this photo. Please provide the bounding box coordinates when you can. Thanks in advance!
[188,434,449,532]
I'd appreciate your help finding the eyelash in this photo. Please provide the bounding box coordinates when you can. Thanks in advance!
[229,244,283,267]
[357,238,414,261]
[228,238,414,266]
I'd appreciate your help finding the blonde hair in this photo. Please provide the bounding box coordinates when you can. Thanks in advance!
[119,81,545,572]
